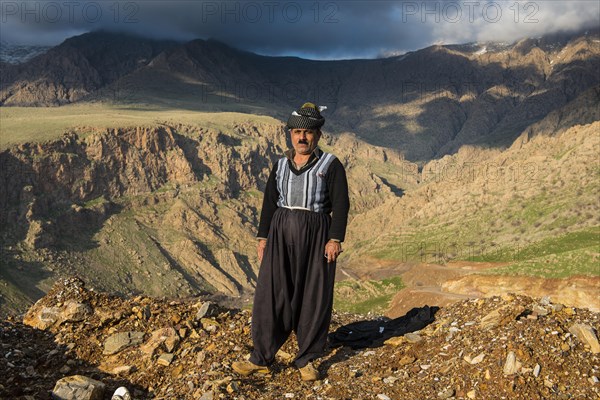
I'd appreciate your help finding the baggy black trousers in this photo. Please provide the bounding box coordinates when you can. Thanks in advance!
[250,207,336,368]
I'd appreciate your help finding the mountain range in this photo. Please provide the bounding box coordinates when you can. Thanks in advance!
[0,29,599,316]
[0,41,51,64]
[2,29,599,162]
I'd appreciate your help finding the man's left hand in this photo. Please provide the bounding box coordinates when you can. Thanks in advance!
[324,240,343,263]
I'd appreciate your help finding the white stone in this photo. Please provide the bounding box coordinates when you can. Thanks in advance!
[533,364,541,377]
[404,333,422,343]
[503,351,519,375]
[465,352,485,365]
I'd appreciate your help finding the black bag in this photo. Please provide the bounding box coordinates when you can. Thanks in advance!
[328,305,439,349]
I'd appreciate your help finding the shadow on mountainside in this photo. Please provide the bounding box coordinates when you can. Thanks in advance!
[4,30,599,166]
[9,43,595,167]
[338,47,598,162]
[0,123,217,254]
[0,319,146,399]
[0,138,126,251]
[0,251,50,318]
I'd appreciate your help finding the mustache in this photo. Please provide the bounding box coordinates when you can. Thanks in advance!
[298,140,309,144]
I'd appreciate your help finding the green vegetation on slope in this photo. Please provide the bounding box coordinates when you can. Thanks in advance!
[0,103,280,149]
[366,172,599,278]
[475,227,600,278]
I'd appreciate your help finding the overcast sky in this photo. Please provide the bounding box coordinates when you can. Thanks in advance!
[1,0,598,59]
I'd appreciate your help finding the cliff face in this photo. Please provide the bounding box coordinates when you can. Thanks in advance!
[0,122,279,306]
[0,122,290,235]
[0,120,411,314]
[2,127,194,218]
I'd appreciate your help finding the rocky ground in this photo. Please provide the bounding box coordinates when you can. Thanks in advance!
[1,277,599,399]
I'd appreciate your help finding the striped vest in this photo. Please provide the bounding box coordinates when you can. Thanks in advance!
[275,149,337,213]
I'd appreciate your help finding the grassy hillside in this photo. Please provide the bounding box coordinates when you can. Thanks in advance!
[478,227,600,278]
[0,103,279,149]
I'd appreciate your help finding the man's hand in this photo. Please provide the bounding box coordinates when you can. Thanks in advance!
[257,239,267,264]
[324,240,343,263]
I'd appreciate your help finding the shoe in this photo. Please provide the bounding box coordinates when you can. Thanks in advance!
[111,387,131,400]
[298,362,319,381]
[231,360,270,376]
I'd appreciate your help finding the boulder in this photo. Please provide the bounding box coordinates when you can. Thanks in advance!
[140,327,179,356]
[51,375,105,400]
[569,324,600,354]
[103,331,145,355]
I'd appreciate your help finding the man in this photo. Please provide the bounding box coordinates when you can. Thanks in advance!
[232,102,350,381]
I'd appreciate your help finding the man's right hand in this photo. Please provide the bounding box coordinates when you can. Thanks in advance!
[257,239,267,264]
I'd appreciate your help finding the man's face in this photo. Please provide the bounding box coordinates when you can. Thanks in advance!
[290,128,321,155]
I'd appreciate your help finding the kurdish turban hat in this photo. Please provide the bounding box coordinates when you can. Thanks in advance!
[286,102,327,130]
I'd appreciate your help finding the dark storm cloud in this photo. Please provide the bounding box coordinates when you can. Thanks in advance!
[1,1,598,59]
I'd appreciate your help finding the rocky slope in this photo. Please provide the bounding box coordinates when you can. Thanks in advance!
[0,118,413,315]
[1,278,599,399]
[0,122,276,309]
[344,86,600,267]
